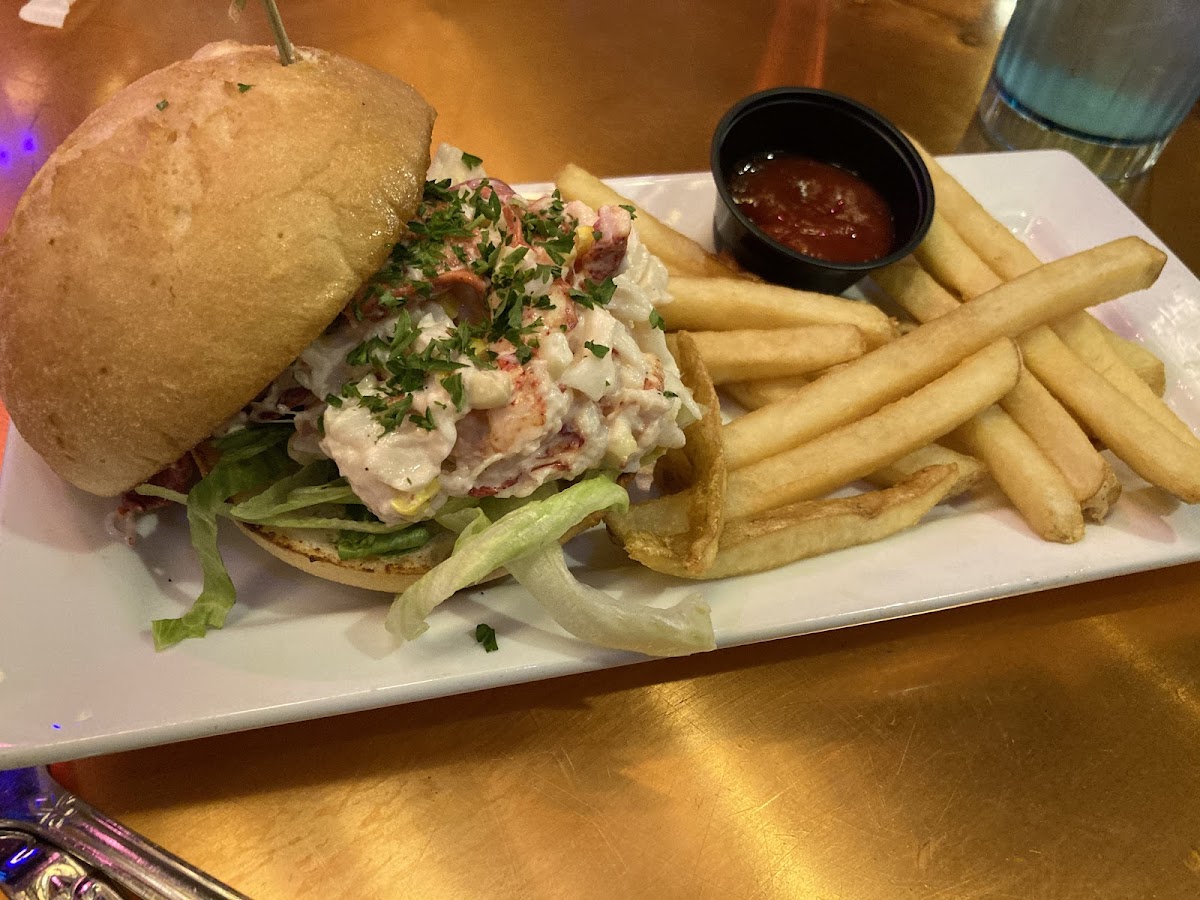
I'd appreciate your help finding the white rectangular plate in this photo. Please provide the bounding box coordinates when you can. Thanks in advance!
[3,150,1199,767]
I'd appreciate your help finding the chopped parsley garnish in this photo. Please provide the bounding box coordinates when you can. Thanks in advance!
[474,623,499,652]
[388,310,419,353]
[371,395,413,432]
[156,99,169,111]
[237,83,254,93]
[423,178,456,204]
[649,309,666,330]
[408,407,438,431]
[477,182,502,223]
[329,171,641,434]
[619,203,638,219]
[461,151,483,168]
[542,233,575,265]
[570,277,617,309]
[442,372,465,410]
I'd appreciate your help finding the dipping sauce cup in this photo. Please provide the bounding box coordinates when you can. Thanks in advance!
[711,87,934,295]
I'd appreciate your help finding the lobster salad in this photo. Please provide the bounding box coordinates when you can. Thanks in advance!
[145,146,715,656]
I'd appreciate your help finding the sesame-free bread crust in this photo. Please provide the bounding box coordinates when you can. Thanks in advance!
[236,511,606,593]
[237,521,462,593]
[0,42,435,496]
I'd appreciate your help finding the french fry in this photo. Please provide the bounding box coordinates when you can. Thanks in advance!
[670,332,726,572]
[725,339,1019,519]
[913,142,1186,440]
[554,163,737,278]
[875,249,1118,518]
[607,332,726,576]
[1021,326,1200,502]
[951,405,1084,543]
[1051,312,1199,448]
[1012,321,1188,507]
[1103,329,1166,396]
[871,257,953,324]
[898,195,1197,509]
[626,339,1021,535]
[663,276,898,347]
[863,443,987,499]
[620,465,959,580]
[913,211,1002,302]
[690,325,865,384]
[1004,371,1122,521]
[557,144,1194,590]
[912,142,1038,280]
[721,374,810,409]
[722,237,1166,471]
[725,378,985,499]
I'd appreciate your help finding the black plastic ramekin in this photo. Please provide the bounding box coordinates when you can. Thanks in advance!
[711,87,935,295]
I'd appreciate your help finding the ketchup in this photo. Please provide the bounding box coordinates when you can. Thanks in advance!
[729,153,895,264]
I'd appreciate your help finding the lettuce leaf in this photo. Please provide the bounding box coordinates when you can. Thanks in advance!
[212,423,293,460]
[282,481,362,509]
[227,459,341,520]
[336,524,434,560]
[151,428,293,649]
[251,513,423,534]
[137,461,429,533]
[148,429,708,656]
[385,475,628,641]
[506,544,715,656]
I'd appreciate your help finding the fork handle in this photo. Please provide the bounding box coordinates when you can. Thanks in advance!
[19,784,249,900]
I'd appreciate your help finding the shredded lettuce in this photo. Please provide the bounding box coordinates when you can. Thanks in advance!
[136,461,428,533]
[257,514,420,534]
[227,459,343,520]
[147,427,446,648]
[506,544,715,657]
[280,481,362,508]
[386,473,715,655]
[386,475,628,641]
[151,428,293,649]
[213,423,293,459]
[147,434,714,657]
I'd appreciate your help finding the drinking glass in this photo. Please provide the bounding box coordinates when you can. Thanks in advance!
[974,0,1200,182]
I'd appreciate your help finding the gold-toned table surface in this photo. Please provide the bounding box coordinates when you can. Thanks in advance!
[3,2,1199,897]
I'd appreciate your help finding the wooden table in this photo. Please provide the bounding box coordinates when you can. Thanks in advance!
[3,2,1199,897]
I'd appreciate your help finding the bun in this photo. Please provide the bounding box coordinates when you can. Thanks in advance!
[235,511,606,593]
[0,42,435,496]
[237,522,461,593]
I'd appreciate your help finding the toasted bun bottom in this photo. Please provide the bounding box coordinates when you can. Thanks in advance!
[237,522,460,593]
[237,510,606,593]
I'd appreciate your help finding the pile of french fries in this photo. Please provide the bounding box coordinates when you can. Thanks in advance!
[552,152,1198,580]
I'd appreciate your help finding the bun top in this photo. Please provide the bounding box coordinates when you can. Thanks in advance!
[0,42,435,496]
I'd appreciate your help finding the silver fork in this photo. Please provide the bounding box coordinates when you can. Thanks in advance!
[0,766,248,899]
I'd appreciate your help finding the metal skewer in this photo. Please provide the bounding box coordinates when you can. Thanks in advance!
[260,0,295,66]
[229,0,295,66]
